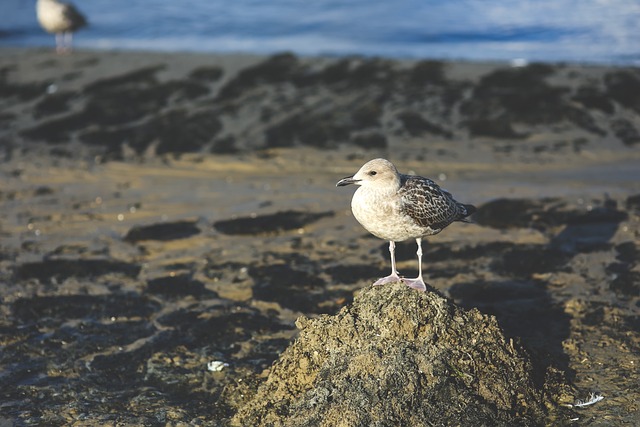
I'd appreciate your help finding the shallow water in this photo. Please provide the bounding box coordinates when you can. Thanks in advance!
[3,0,640,64]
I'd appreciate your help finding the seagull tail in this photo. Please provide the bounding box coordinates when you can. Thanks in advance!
[458,203,477,222]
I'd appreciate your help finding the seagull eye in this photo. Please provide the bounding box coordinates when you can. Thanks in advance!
[369,171,377,176]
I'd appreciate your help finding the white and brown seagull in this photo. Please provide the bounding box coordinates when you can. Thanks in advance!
[36,0,87,53]
[337,158,475,292]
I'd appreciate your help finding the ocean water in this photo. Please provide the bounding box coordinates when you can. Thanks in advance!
[2,0,640,65]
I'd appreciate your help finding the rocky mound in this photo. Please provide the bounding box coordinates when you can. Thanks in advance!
[233,283,564,426]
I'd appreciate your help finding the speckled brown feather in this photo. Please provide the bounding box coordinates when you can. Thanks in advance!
[398,175,473,233]
[62,2,87,31]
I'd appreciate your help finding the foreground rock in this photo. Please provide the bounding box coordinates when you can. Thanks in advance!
[233,283,568,426]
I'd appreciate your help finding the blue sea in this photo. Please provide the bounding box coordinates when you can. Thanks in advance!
[3,0,640,65]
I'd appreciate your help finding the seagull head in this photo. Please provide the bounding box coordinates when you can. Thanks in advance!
[336,158,400,190]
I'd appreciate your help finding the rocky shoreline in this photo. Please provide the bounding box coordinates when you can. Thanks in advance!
[1,48,639,425]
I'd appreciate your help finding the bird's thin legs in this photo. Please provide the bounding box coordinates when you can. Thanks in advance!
[373,241,403,286]
[65,32,74,51]
[402,237,427,292]
[55,32,73,54]
[373,239,427,291]
[55,33,64,53]
[389,240,398,277]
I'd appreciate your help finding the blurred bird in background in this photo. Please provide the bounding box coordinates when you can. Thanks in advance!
[36,0,87,53]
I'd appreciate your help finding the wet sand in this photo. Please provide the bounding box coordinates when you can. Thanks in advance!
[1,47,639,425]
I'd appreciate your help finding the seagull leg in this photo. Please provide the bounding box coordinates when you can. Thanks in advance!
[402,237,427,292]
[373,241,402,286]
[55,33,64,53]
[65,32,74,52]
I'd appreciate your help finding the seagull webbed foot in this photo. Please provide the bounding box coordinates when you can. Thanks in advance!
[373,273,403,287]
[401,277,427,292]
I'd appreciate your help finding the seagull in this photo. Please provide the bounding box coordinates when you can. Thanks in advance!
[36,0,87,53]
[336,158,475,292]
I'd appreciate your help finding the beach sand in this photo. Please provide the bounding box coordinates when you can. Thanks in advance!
[1,47,639,425]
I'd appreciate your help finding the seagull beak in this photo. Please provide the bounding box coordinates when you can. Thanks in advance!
[336,176,360,187]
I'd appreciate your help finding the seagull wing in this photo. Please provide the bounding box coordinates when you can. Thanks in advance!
[61,2,88,30]
[398,176,462,232]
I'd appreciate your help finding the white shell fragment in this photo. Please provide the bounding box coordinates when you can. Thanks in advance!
[207,360,229,372]
[574,393,604,408]
[564,392,604,409]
